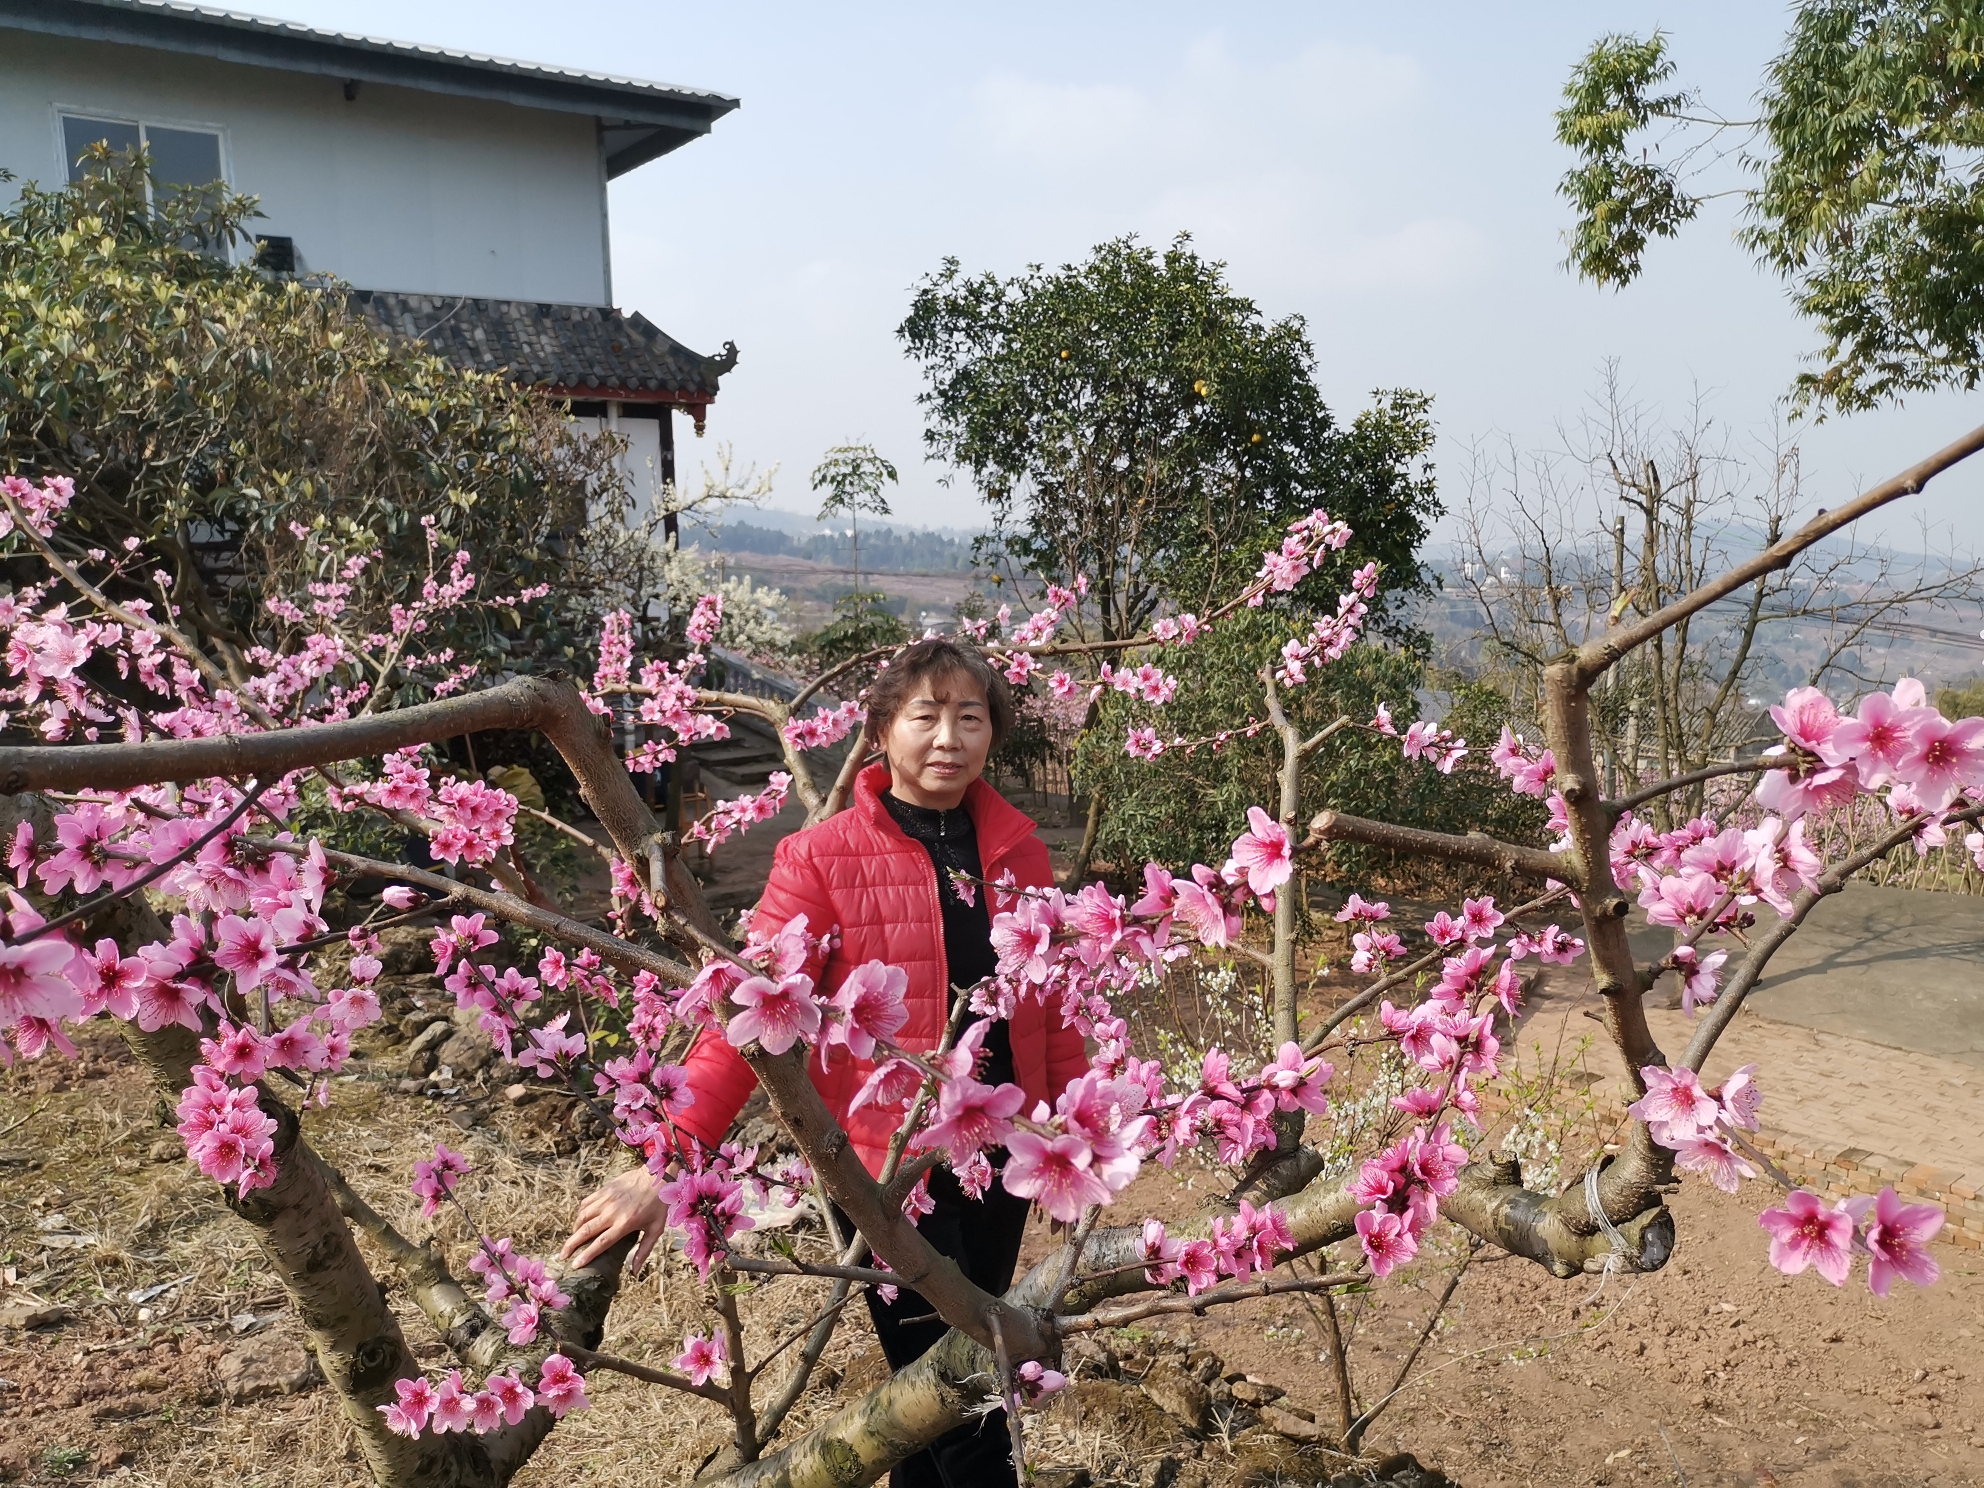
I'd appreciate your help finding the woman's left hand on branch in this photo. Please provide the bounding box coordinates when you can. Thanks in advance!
[562,1167,669,1274]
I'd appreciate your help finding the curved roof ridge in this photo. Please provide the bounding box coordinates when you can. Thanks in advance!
[349,289,733,405]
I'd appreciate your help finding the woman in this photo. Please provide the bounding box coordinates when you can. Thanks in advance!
[563,638,1087,1488]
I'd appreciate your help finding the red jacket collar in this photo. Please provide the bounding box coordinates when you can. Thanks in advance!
[854,761,1038,867]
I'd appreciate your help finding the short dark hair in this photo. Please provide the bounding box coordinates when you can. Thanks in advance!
[862,638,1015,752]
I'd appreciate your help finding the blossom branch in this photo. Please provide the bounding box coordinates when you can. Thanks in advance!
[0,670,684,924]
[1681,799,1984,1071]
[1261,672,1306,1048]
[22,777,270,941]
[1,486,244,708]
[708,1185,1371,1488]
[266,842,693,985]
[742,1043,1047,1358]
[1302,885,1572,1052]
[309,1146,497,1357]
[787,645,897,715]
[556,1340,732,1405]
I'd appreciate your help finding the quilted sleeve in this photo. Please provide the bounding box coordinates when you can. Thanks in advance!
[672,832,836,1154]
[754,832,840,956]
[1014,835,1092,1094]
[670,1028,758,1156]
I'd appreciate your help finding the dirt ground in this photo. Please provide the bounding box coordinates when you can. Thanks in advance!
[2,1018,1979,1488]
[1089,1166,1983,1488]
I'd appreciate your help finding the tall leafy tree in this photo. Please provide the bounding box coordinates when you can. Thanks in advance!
[1558,2,1984,411]
[898,234,1439,642]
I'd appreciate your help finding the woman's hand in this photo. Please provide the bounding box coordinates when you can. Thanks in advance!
[561,1167,668,1274]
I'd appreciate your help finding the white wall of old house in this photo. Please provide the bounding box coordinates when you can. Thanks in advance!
[571,413,669,523]
[0,29,611,305]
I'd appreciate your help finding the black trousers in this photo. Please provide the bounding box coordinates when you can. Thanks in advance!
[839,1160,1032,1488]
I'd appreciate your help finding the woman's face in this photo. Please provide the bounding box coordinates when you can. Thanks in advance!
[880,670,993,809]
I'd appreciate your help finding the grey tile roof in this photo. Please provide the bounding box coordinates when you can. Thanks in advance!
[351,291,733,402]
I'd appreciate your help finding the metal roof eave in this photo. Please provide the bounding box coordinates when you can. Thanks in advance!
[603,123,700,180]
[0,0,740,164]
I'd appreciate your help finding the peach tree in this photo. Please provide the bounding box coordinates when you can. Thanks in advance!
[0,421,1970,1485]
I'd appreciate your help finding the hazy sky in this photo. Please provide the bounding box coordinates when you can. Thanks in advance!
[233,1,1984,550]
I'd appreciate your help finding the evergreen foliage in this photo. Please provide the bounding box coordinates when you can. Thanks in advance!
[1558,2,1984,411]
[0,154,624,697]
[898,234,1440,641]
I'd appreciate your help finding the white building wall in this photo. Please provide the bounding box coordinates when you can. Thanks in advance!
[572,413,669,522]
[0,30,611,305]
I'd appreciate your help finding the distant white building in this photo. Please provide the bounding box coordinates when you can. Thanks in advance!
[0,0,741,523]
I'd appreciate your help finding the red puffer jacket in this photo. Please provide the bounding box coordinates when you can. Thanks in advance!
[669,762,1089,1176]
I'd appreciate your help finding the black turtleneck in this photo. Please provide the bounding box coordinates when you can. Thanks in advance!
[880,790,1014,1089]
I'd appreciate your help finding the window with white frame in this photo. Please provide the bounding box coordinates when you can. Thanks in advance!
[60,113,224,205]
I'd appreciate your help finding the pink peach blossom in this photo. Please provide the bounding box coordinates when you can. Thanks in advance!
[211,914,281,994]
[1862,1185,1943,1297]
[676,1330,729,1386]
[921,1076,1025,1164]
[483,1371,534,1425]
[1228,806,1293,897]
[1001,1130,1112,1222]
[825,960,908,1061]
[0,938,84,1027]
[1769,686,1840,755]
[1627,1065,1719,1144]
[535,1354,590,1417]
[1894,712,1984,810]
[429,1371,474,1433]
[1823,686,1926,785]
[1461,896,1504,941]
[1355,1207,1419,1278]
[379,1375,437,1438]
[1759,1190,1854,1286]
[1672,1130,1754,1192]
[724,973,821,1055]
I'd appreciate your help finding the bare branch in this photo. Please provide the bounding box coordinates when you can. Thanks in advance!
[1605,760,1768,819]
[1058,1271,1365,1332]
[1342,1246,1474,1454]
[724,1255,906,1288]
[1302,809,1564,882]
[1572,420,1984,684]
[0,674,556,795]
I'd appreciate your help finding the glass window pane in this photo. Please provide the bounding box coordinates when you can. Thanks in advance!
[62,115,140,181]
[143,126,223,195]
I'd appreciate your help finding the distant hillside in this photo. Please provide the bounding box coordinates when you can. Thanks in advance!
[704,521,976,574]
